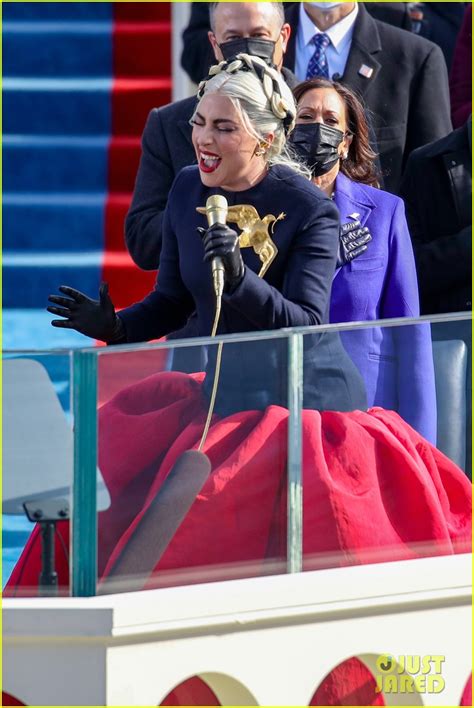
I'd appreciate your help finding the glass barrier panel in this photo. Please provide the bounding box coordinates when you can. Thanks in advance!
[94,333,297,595]
[4,313,471,598]
[2,351,72,597]
[300,315,472,573]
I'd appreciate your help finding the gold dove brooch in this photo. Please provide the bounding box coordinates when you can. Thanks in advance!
[196,204,285,278]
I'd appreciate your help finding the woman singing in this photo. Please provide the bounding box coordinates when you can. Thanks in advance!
[8,57,470,602]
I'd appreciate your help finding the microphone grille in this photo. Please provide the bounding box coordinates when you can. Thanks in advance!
[206,194,228,210]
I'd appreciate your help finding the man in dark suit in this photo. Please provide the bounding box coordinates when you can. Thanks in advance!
[181,3,414,85]
[284,2,452,194]
[126,2,295,271]
[399,117,471,316]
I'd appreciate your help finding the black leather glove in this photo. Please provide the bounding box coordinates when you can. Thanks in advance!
[200,223,245,292]
[337,220,372,268]
[47,283,125,343]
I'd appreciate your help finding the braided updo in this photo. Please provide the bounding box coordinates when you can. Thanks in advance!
[193,54,311,179]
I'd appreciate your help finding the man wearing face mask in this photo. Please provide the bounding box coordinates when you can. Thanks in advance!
[125,2,294,272]
[283,1,452,194]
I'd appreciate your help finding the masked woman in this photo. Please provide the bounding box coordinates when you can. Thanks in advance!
[7,57,469,600]
[290,77,438,444]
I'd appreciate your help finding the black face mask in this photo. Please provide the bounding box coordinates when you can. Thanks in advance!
[219,37,277,67]
[290,123,345,177]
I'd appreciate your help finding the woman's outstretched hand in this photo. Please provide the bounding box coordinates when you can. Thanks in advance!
[47,283,125,343]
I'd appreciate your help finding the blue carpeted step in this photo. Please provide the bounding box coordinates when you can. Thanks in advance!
[4,136,109,192]
[3,22,113,78]
[3,252,103,308]
[3,2,113,21]
[3,308,90,350]
[3,193,106,252]
[3,78,112,135]
[2,518,34,589]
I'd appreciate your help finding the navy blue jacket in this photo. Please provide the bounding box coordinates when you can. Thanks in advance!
[119,165,367,414]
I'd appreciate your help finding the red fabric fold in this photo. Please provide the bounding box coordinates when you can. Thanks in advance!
[6,372,471,706]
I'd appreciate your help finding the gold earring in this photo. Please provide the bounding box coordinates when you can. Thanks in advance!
[255,142,267,157]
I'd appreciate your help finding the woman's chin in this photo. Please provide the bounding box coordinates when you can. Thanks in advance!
[198,169,221,187]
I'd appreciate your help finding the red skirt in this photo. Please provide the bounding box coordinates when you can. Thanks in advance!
[7,370,471,589]
[6,371,471,704]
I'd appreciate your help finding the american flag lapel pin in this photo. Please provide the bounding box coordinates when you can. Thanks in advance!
[358,64,374,79]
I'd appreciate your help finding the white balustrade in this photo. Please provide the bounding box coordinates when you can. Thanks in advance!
[3,553,471,706]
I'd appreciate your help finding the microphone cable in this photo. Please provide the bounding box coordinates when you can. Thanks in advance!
[198,292,223,452]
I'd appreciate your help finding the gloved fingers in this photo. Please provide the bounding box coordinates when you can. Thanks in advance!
[204,224,239,240]
[356,231,372,246]
[47,305,73,318]
[340,220,362,235]
[341,228,371,246]
[48,294,78,309]
[346,232,371,250]
[99,282,113,307]
[348,244,368,260]
[203,236,235,254]
[51,319,76,329]
[203,246,234,263]
[58,285,89,303]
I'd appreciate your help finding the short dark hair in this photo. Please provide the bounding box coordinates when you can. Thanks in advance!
[293,78,381,188]
[209,2,285,33]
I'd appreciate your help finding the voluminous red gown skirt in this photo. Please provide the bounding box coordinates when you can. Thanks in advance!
[6,371,471,705]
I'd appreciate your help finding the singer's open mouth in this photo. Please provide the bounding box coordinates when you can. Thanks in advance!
[199,151,222,173]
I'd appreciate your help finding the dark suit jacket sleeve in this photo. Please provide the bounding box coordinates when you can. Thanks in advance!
[119,188,195,342]
[223,198,339,329]
[180,3,215,85]
[405,43,452,159]
[400,154,472,299]
[124,109,174,271]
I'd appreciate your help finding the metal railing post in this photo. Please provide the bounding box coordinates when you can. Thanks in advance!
[71,350,98,597]
[287,333,303,573]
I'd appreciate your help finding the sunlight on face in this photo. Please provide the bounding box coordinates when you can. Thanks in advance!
[296,87,349,134]
[192,93,267,191]
[296,87,353,194]
[209,2,290,68]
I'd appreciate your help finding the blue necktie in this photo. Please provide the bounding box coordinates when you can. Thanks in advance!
[306,33,331,79]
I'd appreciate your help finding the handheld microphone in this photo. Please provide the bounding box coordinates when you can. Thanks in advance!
[205,194,228,299]
[101,450,211,590]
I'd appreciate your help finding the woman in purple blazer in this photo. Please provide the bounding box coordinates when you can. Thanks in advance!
[290,78,437,443]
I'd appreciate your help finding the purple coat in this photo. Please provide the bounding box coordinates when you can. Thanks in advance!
[331,173,437,443]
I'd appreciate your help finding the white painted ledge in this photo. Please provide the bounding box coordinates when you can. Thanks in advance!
[4,554,472,706]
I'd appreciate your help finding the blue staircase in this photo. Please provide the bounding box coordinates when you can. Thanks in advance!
[3,3,116,587]
[3,2,114,350]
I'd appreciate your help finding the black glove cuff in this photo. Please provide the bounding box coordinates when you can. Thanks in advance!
[106,316,127,345]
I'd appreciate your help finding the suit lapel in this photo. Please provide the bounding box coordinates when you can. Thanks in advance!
[442,149,472,225]
[342,6,382,100]
[332,173,376,281]
[178,119,193,148]
[283,4,299,72]
[334,174,375,228]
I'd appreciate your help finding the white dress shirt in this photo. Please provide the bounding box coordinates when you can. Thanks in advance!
[295,3,359,81]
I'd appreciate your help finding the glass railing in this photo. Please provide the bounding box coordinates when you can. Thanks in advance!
[3,313,471,597]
